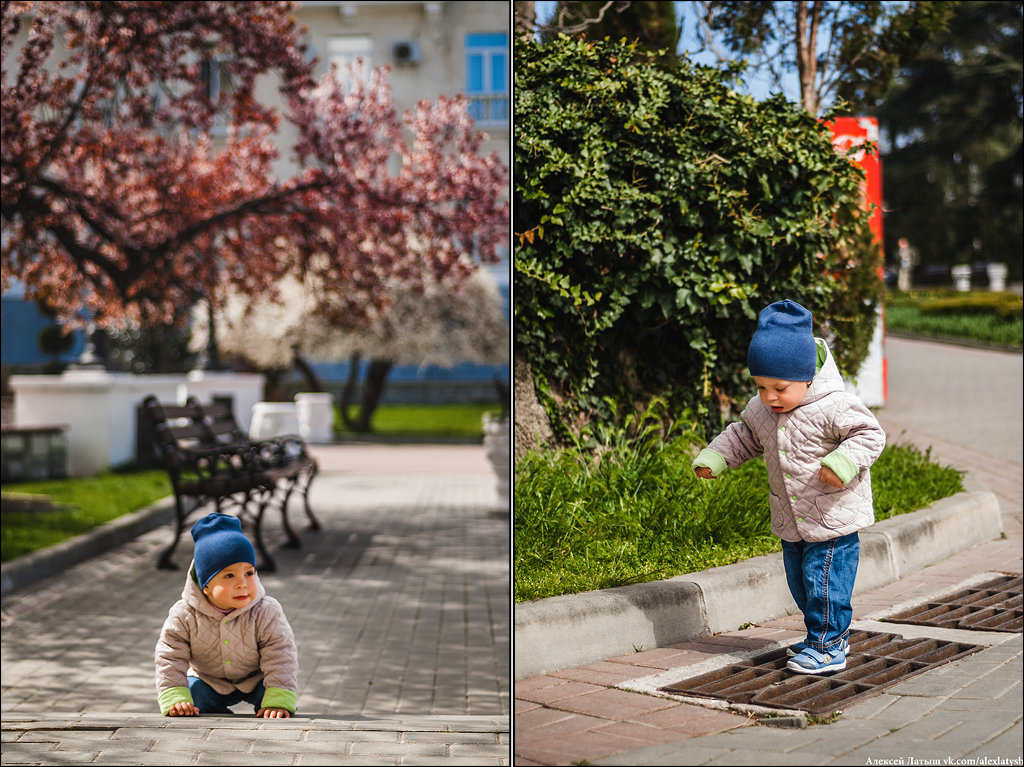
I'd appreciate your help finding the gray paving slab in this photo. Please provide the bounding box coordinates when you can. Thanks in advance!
[2,445,510,765]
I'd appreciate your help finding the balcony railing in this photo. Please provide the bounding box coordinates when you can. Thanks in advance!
[467,94,509,127]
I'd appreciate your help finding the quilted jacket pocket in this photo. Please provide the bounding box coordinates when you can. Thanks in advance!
[813,492,859,532]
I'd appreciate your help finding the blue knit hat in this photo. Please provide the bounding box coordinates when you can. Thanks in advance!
[191,513,256,589]
[747,300,817,382]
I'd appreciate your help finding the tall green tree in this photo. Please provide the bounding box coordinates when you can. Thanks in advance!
[696,1,955,114]
[542,1,681,65]
[877,1,1022,282]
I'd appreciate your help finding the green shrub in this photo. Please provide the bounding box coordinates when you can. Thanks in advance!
[514,35,883,445]
[886,290,1022,318]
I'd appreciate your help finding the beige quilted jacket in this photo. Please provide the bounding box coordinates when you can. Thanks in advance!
[693,340,886,543]
[155,563,298,715]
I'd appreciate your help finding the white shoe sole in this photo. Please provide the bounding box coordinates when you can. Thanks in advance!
[786,657,847,675]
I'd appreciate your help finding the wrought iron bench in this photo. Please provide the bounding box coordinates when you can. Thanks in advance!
[141,395,320,572]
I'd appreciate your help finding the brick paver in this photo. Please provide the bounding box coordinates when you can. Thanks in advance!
[1,444,509,764]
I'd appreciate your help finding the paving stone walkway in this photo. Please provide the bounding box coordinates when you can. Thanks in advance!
[2,444,510,765]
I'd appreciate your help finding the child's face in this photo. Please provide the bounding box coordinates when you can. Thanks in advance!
[202,562,258,610]
[753,376,811,414]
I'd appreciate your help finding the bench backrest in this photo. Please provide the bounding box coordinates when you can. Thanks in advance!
[142,396,214,474]
[201,399,249,446]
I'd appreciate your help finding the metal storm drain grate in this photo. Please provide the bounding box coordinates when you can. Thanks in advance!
[659,630,984,716]
[882,575,1022,633]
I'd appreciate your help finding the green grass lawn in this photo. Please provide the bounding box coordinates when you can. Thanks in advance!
[334,401,503,438]
[1,468,172,562]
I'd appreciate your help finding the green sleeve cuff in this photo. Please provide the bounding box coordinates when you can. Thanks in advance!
[822,448,859,485]
[692,448,728,478]
[158,687,193,716]
[261,687,297,714]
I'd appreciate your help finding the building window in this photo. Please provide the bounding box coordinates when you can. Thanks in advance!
[327,35,374,86]
[201,55,235,134]
[465,33,508,126]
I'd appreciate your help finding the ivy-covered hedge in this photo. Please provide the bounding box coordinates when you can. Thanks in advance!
[514,35,883,443]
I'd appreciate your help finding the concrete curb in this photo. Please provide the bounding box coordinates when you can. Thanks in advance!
[1,496,175,597]
[513,490,1003,680]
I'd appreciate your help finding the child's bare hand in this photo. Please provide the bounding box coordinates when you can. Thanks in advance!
[167,702,200,716]
[694,466,716,480]
[257,707,291,718]
[819,466,844,488]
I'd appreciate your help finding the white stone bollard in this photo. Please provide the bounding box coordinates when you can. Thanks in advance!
[249,402,299,441]
[951,265,971,292]
[295,392,334,443]
[987,263,1007,292]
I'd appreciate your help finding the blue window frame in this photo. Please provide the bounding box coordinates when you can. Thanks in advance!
[465,33,508,126]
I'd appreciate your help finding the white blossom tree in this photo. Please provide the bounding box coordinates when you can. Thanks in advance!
[191,265,510,431]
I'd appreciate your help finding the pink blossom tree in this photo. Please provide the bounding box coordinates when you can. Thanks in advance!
[2,1,507,331]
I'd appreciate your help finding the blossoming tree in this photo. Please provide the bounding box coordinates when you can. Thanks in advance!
[1,1,507,330]
[190,267,510,431]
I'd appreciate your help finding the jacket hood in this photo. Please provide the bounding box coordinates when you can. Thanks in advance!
[183,560,265,620]
[802,339,845,406]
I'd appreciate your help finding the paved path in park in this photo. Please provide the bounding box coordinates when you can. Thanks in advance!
[515,336,1023,766]
[2,443,510,765]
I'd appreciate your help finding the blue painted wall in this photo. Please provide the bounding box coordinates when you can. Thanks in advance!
[1,294,86,367]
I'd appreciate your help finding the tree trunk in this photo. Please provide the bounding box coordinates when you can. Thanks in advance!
[513,350,555,465]
[355,358,394,432]
[292,353,324,393]
[795,0,823,114]
[514,1,535,37]
[339,353,362,431]
[337,355,394,432]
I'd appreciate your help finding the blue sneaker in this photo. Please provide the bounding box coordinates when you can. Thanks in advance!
[786,637,849,657]
[786,645,847,675]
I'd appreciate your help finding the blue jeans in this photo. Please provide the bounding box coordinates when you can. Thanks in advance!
[188,676,265,715]
[781,532,860,654]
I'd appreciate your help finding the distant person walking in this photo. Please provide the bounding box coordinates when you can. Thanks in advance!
[897,237,918,291]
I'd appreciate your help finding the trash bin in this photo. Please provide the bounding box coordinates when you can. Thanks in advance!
[295,393,333,443]
[250,402,299,440]
[951,265,971,292]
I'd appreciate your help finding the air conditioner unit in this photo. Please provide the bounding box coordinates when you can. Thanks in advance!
[393,41,421,65]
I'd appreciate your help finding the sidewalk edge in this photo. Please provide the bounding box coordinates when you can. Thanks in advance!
[513,490,1002,680]
[1,497,175,597]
